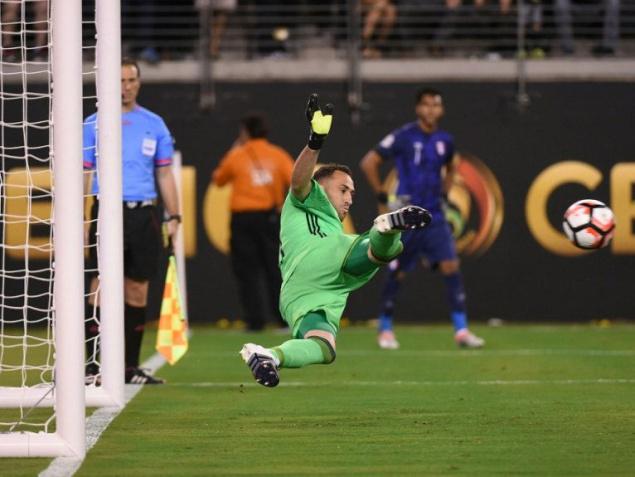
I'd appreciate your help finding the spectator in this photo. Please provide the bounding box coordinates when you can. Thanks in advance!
[196,0,237,59]
[212,114,294,331]
[431,0,514,57]
[520,0,548,59]
[432,0,483,56]
[249,0,300,57]
[1,0,48,61]
[122,0,160,63]
[554,0,620,56]
[361,0,397,58]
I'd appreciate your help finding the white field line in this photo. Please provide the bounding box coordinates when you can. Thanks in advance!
[175,378,635,388]
[343,349,635,357]
[39,353,167,477]
[205,349,635,358]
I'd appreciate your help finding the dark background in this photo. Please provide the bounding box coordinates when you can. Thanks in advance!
[4,81,633,324]
[137,81,634,324]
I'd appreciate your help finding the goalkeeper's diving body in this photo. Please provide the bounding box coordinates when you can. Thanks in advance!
[240,94,432,387]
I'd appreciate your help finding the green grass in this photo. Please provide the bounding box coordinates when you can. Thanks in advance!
[3,323,635,476]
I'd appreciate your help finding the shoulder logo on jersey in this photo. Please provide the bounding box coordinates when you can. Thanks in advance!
[380,134,395,148]
[436,141,446,157]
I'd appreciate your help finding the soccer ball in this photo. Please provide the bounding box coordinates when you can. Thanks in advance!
[562,199,615,250]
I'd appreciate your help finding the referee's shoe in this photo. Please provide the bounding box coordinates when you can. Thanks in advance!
[125,367,166,385]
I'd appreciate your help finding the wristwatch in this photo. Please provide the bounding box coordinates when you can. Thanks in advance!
[167,214,182,224]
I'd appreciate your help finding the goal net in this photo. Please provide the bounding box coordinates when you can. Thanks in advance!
[0,0,58,438]
[0,0,123,457]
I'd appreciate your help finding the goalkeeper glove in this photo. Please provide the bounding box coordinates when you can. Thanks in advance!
[305,93,334,150]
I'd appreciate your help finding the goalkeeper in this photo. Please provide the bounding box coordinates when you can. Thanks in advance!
[240,94,432,387]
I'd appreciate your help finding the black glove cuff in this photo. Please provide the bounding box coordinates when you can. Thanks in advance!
[376,192,388,205]
[308,132,325,150]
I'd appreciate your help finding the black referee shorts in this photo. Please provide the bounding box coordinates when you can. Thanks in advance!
[88,201,162,281]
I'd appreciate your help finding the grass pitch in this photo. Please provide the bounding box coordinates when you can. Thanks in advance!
[4,323,635,476]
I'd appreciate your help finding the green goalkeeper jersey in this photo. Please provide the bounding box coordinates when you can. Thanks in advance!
[279,180,377,335]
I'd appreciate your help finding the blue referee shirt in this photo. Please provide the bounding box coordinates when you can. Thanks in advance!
[83,105,174,201]
[375,121,454,218]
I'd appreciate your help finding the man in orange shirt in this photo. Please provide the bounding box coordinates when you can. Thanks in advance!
[212,114,294,331]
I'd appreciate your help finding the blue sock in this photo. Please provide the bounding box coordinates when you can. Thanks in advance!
[378,314,393,332]
[450,311,468,332]
[380,271,401,315]
[378,271,401,332]
[443,272,468,332]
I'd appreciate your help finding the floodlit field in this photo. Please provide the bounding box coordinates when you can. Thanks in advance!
[4,323,635,476]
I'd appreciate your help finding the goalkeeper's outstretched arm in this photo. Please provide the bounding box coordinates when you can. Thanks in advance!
[291,147,320,201]
[291,94,333,201]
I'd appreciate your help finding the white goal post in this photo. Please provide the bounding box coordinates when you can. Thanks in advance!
[85,0,126,410]
[0,0,124,457]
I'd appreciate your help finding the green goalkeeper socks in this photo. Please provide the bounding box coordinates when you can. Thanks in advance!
[369,226,403,262]
[272,337,335,368]
[342,229,403,276]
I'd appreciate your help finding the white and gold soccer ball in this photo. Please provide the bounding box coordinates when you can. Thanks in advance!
[562,199,615,250]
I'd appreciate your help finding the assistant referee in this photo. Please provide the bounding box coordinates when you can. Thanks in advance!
[83,58,180,384]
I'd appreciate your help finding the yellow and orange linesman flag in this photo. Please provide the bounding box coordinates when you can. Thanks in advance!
[156,255,188,365]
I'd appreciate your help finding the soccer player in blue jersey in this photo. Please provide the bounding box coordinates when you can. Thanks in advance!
[83,58,181,384]
[360,87,485,349]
